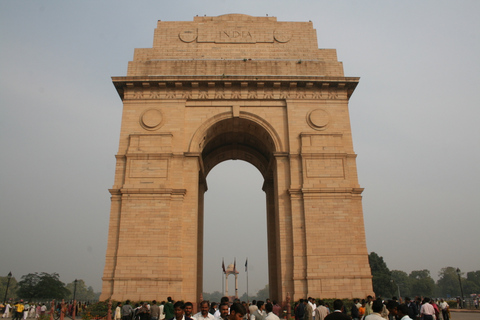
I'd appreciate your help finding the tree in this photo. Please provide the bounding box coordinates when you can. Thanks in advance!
[368,252,395,298]
[255,284,269,301]
[0,274,18,301]
[16,273,41,300]
[464,270,480,295]
[436,267,460,297]
[391,270,411,298]
[65,280,96,301]
[409,270,434,297]
[16,272,69,300]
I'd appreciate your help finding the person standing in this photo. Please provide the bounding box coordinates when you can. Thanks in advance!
[438,299,448,320]
[323,300,350,320]
[419,298,434,320]
[115,302,122,320]
[396,305,412,320]
[165,298,175,320]
[2,302,11,318]
[264,303,279,320]
[184,302,194,320]
[194,302,215,320]
[251,302,266,320]
[314,300,329,320]
[151,301,161,320]
[122,300,133,320]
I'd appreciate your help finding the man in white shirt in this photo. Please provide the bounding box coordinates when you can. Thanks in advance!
[194,302,216,320]
[264,303,279,320]
[250,302,266,320]
[365,300,384,320]
[439,299,449,320]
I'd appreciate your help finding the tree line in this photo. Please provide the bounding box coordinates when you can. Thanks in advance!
[0,272,99,301]
[369,252,480,298]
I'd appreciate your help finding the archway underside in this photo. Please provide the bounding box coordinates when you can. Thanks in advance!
[198,117,280,301]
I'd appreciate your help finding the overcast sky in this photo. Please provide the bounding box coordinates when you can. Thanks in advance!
[1,1,479,297]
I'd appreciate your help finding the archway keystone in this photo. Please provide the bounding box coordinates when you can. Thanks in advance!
[101,14,373,302]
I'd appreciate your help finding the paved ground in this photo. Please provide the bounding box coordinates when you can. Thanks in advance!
[449,311,480,320]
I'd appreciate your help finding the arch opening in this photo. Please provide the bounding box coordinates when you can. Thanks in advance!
[197,116,280,301]
[203,160,268,299]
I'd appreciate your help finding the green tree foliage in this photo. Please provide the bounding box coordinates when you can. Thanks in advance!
[255,284,269,301]
[0,274,18,301]
[16,272,70,300]
[368,252,395,298]
[202,291,224,303]
[464,271,480,295]
[409,270,434,297]
[65,280,96,301]
[436,267,461,297]
[391,270,411,298]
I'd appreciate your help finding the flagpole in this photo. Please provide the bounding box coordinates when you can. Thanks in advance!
[222,257,225,296]
[246,257,249,303]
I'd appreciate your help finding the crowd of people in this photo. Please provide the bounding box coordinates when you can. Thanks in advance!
[0,295,457,320]
[1,300,87,319]
[112,295,454,320]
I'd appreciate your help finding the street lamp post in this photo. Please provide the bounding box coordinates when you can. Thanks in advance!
[391,279,401,299]
[3,272,12,303]
[72,279,78,319]
[73,279,78,301]
[456,268,465,309]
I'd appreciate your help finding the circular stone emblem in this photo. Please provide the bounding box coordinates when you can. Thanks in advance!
[307,108,330,130]
[179,29,197,43]
[140,108,163,130]
[274,30,292,43]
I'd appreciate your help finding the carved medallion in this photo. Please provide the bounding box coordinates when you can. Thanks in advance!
[274,30,292,43]
[140,108,163,130]
[179,29,197,43]
[307,108,330,130]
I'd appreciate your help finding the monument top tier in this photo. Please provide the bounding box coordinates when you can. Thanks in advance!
[126,14,345,77]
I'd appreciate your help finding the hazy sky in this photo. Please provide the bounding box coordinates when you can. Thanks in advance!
[1,1,479,297]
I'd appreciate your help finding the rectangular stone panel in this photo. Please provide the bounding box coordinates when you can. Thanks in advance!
[305,158,344,178]
[301,133,344,153]
[129,159,168,178]
[127,134,172,153]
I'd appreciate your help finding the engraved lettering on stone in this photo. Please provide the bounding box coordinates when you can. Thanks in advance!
[217,27,255,43]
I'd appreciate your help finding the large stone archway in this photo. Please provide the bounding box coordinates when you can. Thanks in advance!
[100,14,373,303]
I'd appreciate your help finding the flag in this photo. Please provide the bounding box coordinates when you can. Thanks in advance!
[245,258,248,272]
[222,258,225,274]
[234,257,236,272]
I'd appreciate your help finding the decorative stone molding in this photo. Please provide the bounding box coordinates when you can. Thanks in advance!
[116,78,357,101]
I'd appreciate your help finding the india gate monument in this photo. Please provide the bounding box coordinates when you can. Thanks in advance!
[100,14,373,302]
